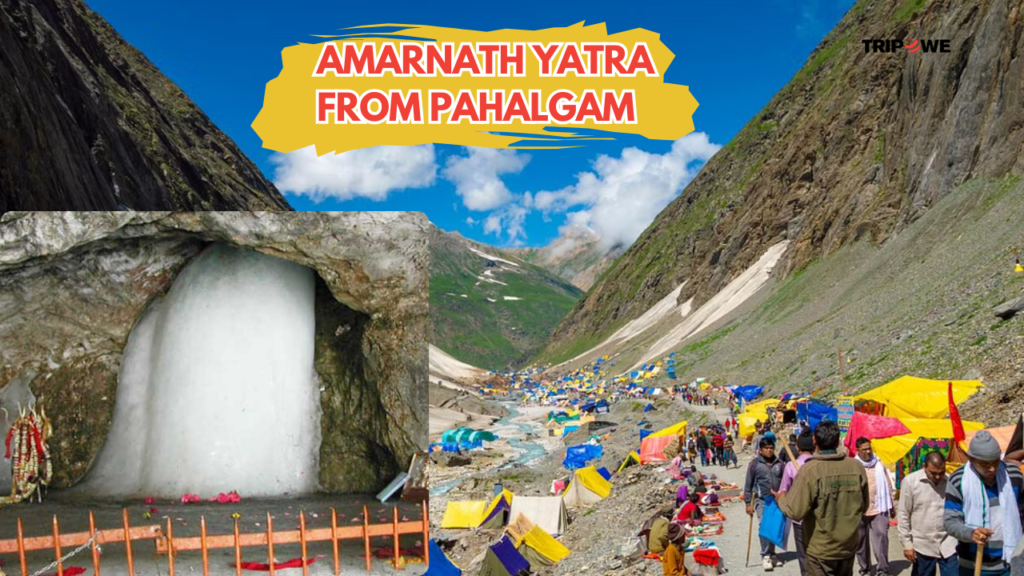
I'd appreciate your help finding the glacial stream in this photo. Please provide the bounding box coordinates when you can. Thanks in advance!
[430,404,547,496]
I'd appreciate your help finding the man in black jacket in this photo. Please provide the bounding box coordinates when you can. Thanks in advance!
[697,431,710,467]
[746,436,786,571]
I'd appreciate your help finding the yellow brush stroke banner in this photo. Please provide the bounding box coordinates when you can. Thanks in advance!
[253,22,698,154]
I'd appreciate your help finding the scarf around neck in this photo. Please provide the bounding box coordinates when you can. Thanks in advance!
[859,455,892,513]
[963,462,1022,563]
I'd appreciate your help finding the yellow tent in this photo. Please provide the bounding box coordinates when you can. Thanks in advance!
[479,489,515,529]
[873,417,985,466]
[854,376,983,420]
[517,525,571,566]
[441,501,487,529]
[617,450,641,473]
[563,466,612,507]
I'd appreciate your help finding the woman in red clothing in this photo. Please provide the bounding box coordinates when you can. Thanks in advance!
[676,492,703,523]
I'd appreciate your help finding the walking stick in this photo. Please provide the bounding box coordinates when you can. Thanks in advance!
[746,508,754,567]
[974,543,984,576]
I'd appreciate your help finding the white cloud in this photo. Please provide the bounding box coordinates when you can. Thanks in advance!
[442,148,530,211]
[271,144,437,201]
[482,202,530,245]
[532,133,721,251]
[466,217,478,225]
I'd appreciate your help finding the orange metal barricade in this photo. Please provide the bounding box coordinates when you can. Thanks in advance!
[0,500,429,576]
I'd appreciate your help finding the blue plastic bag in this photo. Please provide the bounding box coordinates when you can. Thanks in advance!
[758,497,791,550]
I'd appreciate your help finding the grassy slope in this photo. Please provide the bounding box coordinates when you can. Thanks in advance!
[430,229,583,370]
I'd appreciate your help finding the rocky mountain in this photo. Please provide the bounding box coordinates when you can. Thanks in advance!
[0,0,289,211]
[429,225,582,371]
[541,0,1024,386]
[506,227,623,291]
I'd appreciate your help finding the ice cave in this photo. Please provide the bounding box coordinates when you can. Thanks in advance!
[82,244,321,497]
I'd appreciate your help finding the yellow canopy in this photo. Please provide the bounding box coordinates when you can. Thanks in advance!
[737,399,780,437]
[441,501,487,529]
[650,420,688,439]
[873,417,985,466]
[854,376,983,420]
[519,525,571,562]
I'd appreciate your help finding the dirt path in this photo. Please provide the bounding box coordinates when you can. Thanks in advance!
[683,401,911,576]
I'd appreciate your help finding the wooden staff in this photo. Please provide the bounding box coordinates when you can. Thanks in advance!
[745,507,754,567]
[974,543,984,576]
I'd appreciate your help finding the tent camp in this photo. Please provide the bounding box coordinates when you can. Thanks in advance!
[639,420,687,464]
[508,496,569,536]
[441,501,487,529]
[478,536,531,576]
[428,540,462,576]
[562,466,613,508]
[479,490,515,529]
[853,376,982,419]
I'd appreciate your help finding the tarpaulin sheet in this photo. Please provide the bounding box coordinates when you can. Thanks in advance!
[440,501,486,529]
[575,466,612,498]
[485,536,530,576]
[640,435,676,464]
[519,525,571,563]
[842,412,912,455]
[426,540,461,576]
[854,376,983,420]
[563,444,603,470]
[508,497,568,535]
[596,467,612,480]
[870,417,984,466]
[732,385,764,402]
[796,402,838,430]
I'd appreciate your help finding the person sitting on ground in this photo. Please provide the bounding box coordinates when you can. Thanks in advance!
[777,420,868,576]
[676,491,703,524]
[661,522,689,576]
[695,479,708,495]
[944,430,1024,576]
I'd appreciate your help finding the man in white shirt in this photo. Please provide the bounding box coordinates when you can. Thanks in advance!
[898,451,958,576]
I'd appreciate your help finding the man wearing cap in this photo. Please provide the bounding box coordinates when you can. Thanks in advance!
[779,428,817,576]
[898,451,957,576]
[944,430,1024,576]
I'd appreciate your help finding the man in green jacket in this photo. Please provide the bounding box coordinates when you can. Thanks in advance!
[776,420,869,576]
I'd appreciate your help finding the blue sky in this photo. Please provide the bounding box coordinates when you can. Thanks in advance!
[88,0,854,248]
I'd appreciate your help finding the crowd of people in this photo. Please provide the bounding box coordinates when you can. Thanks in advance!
[742,420,1024,576]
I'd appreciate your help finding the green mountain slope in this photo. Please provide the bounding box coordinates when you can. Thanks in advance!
[541,0,1024,366]
[430,226,583,370]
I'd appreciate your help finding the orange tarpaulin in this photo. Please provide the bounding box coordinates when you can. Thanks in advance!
[965,426,1016,453]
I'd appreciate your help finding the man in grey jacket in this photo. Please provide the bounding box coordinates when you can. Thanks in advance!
[746,436,786,571]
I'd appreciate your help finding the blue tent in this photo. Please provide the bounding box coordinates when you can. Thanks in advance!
[562,425,580,437]
[563,444,603,470]
[796,401,838,431]
[425,540,461,576]
[732,385,764,402]
[643,403,655,412]
[596,467,612,480]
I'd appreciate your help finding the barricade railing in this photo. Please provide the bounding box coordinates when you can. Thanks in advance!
[0,501,429,576]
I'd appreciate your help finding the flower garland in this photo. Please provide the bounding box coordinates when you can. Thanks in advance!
[1,405,53,505]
